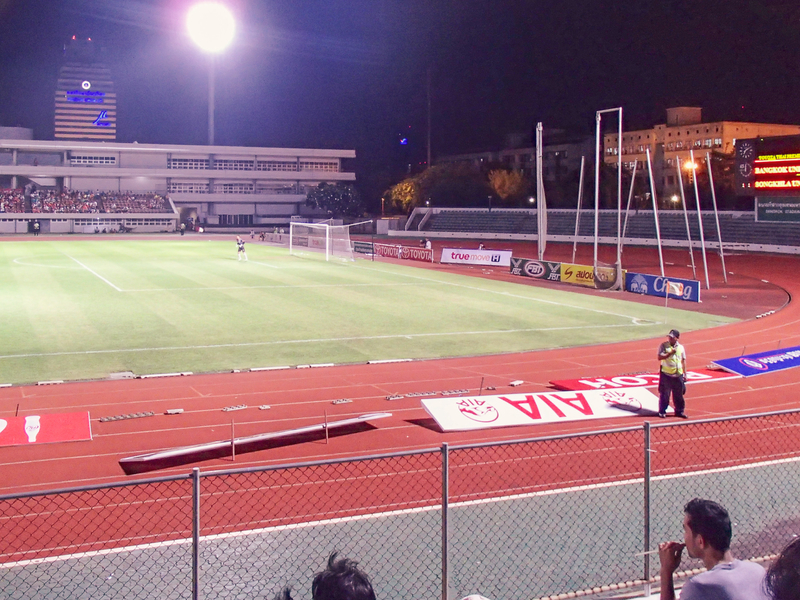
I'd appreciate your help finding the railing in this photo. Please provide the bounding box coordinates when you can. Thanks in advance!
[2,409,799,600]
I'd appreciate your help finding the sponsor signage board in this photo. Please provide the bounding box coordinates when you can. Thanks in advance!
[550,368,740,391]
[0,412,92,448]
[509,257,561,281]
[735,135,800,197]
[441,248,513,267]
[353,241,374,254]
[625,272,700,303]
[422,387,663,432]
[756,198,800,222]
[373,243,433,263]
[712,344,800,377]
[561,263,595,287]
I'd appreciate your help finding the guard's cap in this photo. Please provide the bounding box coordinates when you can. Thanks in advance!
[668,329,680,338]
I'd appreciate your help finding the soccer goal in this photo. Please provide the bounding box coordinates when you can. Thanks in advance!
[289,221,356,262]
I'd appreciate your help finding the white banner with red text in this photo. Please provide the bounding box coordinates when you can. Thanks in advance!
[549,368,740,391]
[440,248,513,267]
[422,387,662,432]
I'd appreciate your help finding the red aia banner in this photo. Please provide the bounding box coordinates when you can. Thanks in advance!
[550,368,740,391]
[0,412,92,448]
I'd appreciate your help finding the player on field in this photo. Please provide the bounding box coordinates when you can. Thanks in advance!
[236,236,248,261]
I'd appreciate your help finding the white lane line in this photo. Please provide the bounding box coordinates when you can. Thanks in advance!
[12,257,81,270]
[2,453,796,568]
[0,322,645,360]
[122,282,424,292]
[61,253,122,292]
[357,264,659,322]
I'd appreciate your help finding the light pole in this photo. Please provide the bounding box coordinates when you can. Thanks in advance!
[187,2,235,145]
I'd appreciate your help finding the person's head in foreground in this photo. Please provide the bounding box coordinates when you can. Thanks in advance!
[683,497,732,559]
[765,537,800,600]
[312,552,376,600]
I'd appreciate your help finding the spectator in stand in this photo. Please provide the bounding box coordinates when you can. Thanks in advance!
[765,537,800,600]
[271,553,376,600]
[659,498,769,600]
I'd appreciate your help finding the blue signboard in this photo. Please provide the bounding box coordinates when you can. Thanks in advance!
[625,272,700,303]
[713,345,800,377]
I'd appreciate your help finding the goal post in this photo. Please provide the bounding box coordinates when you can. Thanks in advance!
[289,221,357,262]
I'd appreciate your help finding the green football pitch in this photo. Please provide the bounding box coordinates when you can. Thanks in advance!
[0,239,736,384]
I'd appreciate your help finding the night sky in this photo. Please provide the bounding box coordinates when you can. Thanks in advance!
[1,0,798,185]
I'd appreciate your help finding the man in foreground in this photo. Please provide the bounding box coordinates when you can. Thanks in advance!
[659,498,769,600]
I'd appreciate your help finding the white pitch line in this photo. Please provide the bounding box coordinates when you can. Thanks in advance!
[122,282,424,292]
[3,453,797,569]
[357,264,654,322]
[60,253,122,292]
[0,322,646,361]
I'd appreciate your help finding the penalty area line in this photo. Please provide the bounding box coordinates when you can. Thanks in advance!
[60,252,122,292]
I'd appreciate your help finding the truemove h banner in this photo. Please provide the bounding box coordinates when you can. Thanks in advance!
[756,198,800,222]
[712,345,800,377]
[441,248,513,267]
[625,272,700,303]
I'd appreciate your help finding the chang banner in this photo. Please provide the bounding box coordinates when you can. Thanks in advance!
[625,272,700,303]
[509,257,561,281]
[712,345,800,377]
[441,248,513,267]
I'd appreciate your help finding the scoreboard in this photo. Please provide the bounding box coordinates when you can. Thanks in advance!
[735,135,800,222]
[736,135,800,196]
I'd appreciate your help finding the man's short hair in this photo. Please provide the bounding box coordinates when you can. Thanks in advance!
[312,552,376,600]
[765,537,800,600]
[684,498,732,552]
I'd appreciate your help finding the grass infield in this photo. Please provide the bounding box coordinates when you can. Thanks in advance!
[0,239,736,384]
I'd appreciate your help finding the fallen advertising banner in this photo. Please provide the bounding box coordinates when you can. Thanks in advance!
[0,412,92,448]
[712,344,800,377]
[422,387,663,432]
[625,272,701,303]
[561,263,595,287]
[509,257,562,281]
[550,368,741,391]
[373,243,433,263]
[441,248,513,267]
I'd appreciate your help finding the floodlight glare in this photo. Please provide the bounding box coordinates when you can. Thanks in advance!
[187,2,235,53]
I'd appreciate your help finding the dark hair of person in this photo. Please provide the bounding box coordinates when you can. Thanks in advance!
[312,552,376,600]
[765,537,800,600]
[272,586,293,600]
[684,498,732,553]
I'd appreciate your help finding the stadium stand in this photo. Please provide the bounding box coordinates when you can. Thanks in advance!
[0,189,172,214]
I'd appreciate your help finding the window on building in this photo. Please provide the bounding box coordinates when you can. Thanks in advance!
[256,161,298,172]
[714,138,722,147]
[215,160,255,171]
[219,214,253,226]
[299,161,339,172]
[168,158,209,170]
[168,182,209,193]
[70,155,117,166]
[667,142,675,150]
[704,139,713,148]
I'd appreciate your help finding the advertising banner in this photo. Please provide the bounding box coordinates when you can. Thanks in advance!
[625,272,701,303]
[374,243,433,263]
[561,263,595,287]
[0,412,92,448]
[353,241,374,254]
[509,257,561,281]
[756,198,800,222]
[550,368,740,391]
[712,345,800,377]
[441,248,513,267]
[422,387,662,432]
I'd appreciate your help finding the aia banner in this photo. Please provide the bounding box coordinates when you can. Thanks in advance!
[422,388,662,432]
[0,412,92,447]
[550,368,740,391]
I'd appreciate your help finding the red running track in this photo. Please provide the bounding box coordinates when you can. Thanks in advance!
[1,243,799,495]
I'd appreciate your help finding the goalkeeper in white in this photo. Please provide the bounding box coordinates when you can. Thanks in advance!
[236,236,248,261]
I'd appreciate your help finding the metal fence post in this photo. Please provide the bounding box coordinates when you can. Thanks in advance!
[442,442,450,600]
[192,467,201,600]
[643,422,652,598]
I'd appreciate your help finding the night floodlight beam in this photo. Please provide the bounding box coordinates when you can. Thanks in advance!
[187,2,235,145]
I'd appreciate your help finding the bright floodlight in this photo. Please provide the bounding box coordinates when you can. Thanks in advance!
[187,2,235,53]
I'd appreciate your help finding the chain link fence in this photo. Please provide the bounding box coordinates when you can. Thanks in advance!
[1,409,799,600]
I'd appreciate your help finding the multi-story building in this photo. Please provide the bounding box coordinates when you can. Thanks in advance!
[0,139,356,229]
[603,107,800,193]
[54,38,117,141]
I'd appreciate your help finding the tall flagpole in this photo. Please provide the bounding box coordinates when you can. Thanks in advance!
[706,152,728,284]
[646,148,665,277]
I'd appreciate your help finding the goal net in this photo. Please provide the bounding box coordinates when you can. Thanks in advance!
[289,222,355,262]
